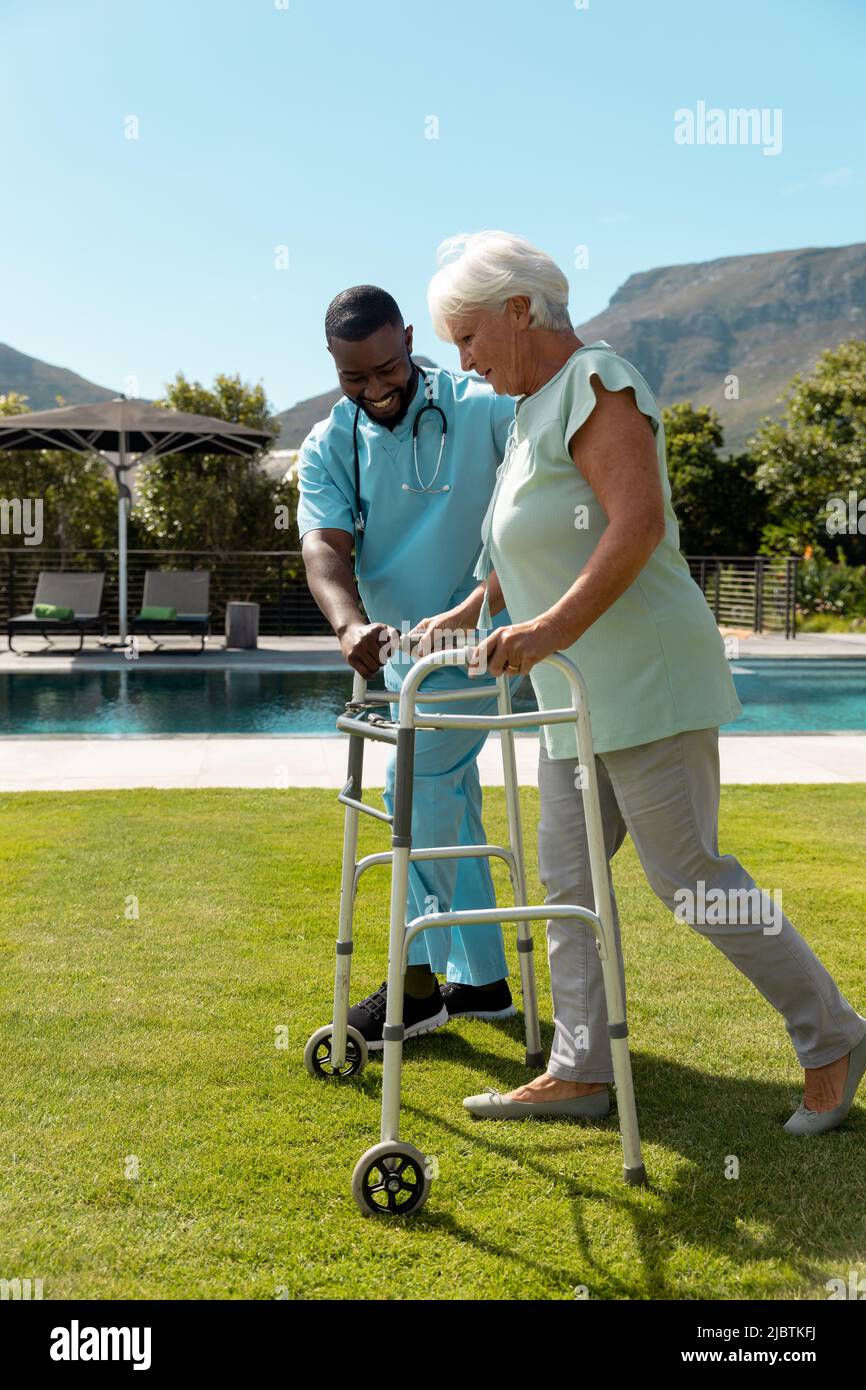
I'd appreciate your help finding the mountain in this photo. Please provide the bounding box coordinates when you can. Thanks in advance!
[271,385,345,450]
[5,242,864,454]
[272,356,439,448]
[272,242,866,455]
[575,240,866,453]
[0,342,119,411]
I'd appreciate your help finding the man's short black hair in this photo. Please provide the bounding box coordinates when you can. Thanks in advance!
[325,285,403,343]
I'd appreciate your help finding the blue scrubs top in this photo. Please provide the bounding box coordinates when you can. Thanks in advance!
[296,366,515,635]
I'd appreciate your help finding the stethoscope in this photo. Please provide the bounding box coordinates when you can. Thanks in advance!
[351,364,449,546]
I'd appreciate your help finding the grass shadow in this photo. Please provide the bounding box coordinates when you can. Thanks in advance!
[399,1051,866,1298]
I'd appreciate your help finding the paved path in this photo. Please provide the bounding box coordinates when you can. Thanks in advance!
[1,733,864,791]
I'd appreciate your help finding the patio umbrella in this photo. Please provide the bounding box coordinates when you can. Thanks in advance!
[0,397,273,640]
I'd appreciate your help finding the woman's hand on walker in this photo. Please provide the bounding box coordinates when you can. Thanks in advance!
[409,599,480,657]
[468,617,560,678]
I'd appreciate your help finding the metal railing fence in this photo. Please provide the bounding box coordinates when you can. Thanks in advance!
[0,549,801,638]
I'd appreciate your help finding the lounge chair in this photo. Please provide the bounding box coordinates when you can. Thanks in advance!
[6,571,107,654]
[131,570,211,652]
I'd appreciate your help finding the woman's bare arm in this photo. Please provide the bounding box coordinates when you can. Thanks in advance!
[542,379,666,650]
[411,568,506,654]
[468,380,666,677]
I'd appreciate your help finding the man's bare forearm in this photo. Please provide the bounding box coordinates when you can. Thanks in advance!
[303,530,401,677]
[303,538,364,638]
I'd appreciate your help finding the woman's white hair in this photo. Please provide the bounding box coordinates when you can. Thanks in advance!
[427,230,572,340]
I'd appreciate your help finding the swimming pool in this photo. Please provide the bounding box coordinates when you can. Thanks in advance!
[0,659,863,736]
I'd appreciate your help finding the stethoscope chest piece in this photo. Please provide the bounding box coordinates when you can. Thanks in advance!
[352,367,450,520]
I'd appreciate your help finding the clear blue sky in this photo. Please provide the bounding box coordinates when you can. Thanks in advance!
[2,0,864,413]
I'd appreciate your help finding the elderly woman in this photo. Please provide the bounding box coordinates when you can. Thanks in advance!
[416,230,866,1134]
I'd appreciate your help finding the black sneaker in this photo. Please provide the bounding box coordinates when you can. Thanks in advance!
[346,981,449,1051]
[440,979,516,1021]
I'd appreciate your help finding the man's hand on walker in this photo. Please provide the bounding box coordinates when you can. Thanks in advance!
[468,617,561,678]
[340,620,400,678]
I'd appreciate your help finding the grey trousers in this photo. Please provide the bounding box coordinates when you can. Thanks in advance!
[537,728,866,1081]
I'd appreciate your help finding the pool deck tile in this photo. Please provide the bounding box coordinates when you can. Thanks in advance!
[1,630,865,673]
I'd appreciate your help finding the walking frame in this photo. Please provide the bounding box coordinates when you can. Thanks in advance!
[303,646,646,1216]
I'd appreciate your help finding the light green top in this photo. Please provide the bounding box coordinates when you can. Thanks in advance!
[474,342,742,758]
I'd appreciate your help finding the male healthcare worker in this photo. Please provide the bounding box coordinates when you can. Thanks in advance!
[298,284,517,1048]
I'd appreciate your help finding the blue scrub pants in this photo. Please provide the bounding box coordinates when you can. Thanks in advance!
[382,661,512,985]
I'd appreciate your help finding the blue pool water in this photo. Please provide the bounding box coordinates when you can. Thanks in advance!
[726,659,866,732]
[0,659,863,736]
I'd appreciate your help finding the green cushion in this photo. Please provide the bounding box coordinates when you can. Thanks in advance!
[139,605,177,621]
[34,603,74,620]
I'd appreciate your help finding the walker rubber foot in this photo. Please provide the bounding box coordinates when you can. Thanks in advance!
[524,1050,545,1069]
[623,1163,647,1186]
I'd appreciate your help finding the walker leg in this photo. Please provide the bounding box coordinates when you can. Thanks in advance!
[575,697,646,1185]
[516,935,543,1069]
[330,731,363,1069]
[498,680,543,1068]
[596,926,646,1185]
[380,727,415,1144]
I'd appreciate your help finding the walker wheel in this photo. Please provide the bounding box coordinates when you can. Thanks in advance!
[303,1024,368,1080]
[351,1141,432,1217]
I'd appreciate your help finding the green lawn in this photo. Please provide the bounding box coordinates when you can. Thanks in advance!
[2,783,865,1300]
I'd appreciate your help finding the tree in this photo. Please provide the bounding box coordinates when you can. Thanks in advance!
[662,401,765,555]
[133,372,291,551]
[0,391,117,553]
[750,338,866,562]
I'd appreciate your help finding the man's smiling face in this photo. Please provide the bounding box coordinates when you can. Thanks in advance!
[330,321,418,427]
